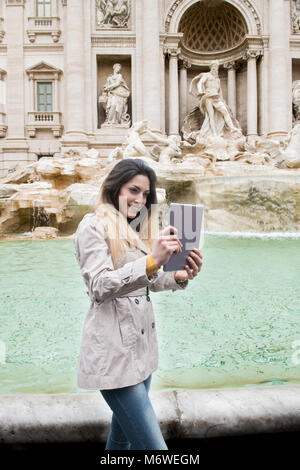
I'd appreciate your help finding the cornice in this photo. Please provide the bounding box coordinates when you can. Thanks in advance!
[91,34,136,48]
[24,44,64,52]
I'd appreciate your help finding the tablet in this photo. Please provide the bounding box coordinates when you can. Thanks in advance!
[163,203,204,272]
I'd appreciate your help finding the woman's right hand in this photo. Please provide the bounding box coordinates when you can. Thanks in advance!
[152,225,182,268]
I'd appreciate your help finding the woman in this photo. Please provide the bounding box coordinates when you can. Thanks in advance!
[74,158,203,450]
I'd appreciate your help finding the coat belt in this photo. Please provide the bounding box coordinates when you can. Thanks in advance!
[117,286,150,298]
[87,285,150,302]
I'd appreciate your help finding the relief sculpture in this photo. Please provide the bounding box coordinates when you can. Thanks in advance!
[96,0,130,28]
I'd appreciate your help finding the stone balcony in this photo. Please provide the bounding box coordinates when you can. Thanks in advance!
[27,111,62,137]
[26,17,61,43]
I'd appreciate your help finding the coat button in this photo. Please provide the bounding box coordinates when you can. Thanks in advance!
[152,322,155,328]
[141,328,145,334]
[135,298,139,304]
[146,296,150,301]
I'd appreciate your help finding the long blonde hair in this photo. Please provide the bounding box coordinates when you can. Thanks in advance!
[94,159,159,267]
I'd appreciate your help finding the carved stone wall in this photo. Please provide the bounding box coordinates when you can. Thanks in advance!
[96,0,131,29]
[291,0,300,34]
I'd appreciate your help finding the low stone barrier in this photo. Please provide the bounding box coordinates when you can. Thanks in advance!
[1,385,300,444]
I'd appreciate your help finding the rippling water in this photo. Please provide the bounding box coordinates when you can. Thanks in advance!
[0,234,299,393]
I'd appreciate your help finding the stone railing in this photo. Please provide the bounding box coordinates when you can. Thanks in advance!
[27,16,61,42]
[27,111,62,137]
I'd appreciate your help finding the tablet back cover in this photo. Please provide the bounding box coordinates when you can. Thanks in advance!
[163,203,204,272]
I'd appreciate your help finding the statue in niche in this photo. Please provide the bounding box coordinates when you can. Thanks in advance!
[181,59,245,164]
[99,63,131,128]
[189,60,241,139]
[96,0,130,28]
[292,80,300,121]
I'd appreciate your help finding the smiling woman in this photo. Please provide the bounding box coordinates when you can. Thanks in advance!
[73,157,202,450]
[118,175,151,220]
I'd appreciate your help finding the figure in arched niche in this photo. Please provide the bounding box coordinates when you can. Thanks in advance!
[189,60,240,139]
[99,63,131,127]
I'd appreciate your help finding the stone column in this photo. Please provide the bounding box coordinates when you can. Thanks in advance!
[53,73,59,113]
[135,0,143,122]
[28,73,34,111]
[244,50,261,141]
[223,61,237,118]
[0,71,5,108]
[62,0,87,146]
[142,0,162,132]
[3,0,28,170]
[168,48,180,135]
[179,60,191,129]
[5,0,26,139]
[268,0,291,138]
[0,70,7,135]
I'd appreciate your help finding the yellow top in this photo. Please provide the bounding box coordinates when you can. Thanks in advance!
[146,254,160,277]
[146,254,186,284]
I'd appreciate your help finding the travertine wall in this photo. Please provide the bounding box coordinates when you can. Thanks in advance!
[0,0,298,178]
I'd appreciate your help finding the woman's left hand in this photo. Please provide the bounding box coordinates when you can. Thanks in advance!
[174,248,203,282]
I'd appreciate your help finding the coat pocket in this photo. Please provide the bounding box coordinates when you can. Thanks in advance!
[118,315,138,348]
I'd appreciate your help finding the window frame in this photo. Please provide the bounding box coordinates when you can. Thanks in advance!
[36,0,52,18]
[35,80,53,112]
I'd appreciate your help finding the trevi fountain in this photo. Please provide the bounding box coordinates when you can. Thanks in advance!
[0,59,299,238]
[1,58,300,448]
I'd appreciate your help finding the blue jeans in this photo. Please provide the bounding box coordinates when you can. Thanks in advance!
[100,374,168,450]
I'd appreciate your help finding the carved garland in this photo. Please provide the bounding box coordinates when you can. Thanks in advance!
[165,0,262,35]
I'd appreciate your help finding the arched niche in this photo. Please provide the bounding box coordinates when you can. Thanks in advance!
[165,0,262,37]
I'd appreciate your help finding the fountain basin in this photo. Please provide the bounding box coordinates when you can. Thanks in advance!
[1,386,300,444]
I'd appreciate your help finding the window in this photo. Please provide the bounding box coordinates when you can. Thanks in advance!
[37,82,52,112]
[36,0,52,17]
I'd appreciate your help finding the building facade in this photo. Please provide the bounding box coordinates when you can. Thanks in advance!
[0,0,299,178]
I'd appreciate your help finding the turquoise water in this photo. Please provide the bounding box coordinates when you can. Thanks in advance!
[0,234,299,394]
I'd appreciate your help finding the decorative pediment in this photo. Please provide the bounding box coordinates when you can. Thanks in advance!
[26,61,62,75]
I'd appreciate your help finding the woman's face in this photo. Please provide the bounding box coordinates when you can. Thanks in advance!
[118,174,150,219]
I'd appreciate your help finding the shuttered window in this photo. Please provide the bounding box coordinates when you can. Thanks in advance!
[37,82,52,112]
[36,0,52,17]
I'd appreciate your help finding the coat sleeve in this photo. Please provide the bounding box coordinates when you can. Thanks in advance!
[73,214,160,304]
[148,269,189,293]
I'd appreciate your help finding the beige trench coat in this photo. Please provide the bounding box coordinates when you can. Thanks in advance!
[74,212,189,390]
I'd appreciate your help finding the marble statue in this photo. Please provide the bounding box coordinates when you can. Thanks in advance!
[108,121,182,167]
[279,123,300,168]
[96,0,130,28]
[189,60,240,139]
[99,63,131,127]
[145,130,182,164]
[292,80,300,121]
[182,60,245,164]
[121,121,149,159]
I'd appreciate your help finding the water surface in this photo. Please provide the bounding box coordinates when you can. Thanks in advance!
[0,234,299,393]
